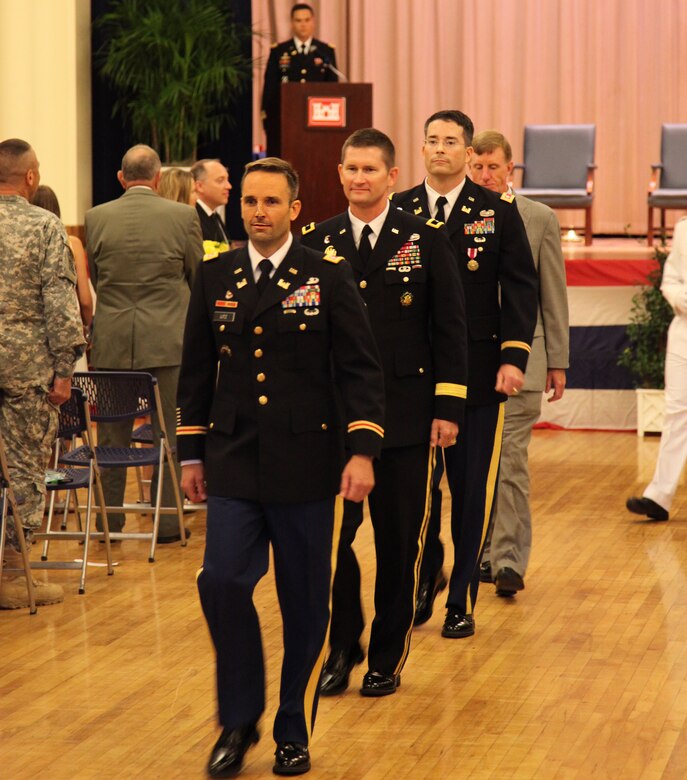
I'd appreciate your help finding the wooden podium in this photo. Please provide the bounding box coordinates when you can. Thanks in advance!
[280,82,373,228]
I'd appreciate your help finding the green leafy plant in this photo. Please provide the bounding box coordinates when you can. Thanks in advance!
[96,0,251,163]
[618,245,673,388]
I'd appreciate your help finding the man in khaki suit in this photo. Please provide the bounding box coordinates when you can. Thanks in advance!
[85,144,203,539]
[470,130,569,596]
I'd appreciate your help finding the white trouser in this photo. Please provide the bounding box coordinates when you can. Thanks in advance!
[644,349,687,511]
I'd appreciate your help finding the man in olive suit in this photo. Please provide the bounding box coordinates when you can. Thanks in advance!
[470,130,569,597]
[85,144,203,539]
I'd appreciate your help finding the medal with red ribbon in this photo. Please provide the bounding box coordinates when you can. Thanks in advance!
[467,247,479,271]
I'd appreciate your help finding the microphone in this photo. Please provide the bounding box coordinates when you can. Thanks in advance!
[322,58,348,82]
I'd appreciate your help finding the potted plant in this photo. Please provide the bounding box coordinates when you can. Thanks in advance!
[95,0,252,164]
[617,245,673,435]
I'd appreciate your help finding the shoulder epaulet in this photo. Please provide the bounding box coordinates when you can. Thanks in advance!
[323,255,343,264]
[426,217,444,229]
[500,192,515,203]
[301,222,316,235]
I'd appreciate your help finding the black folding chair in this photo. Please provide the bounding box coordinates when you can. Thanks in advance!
[0,430,36,614]
[67,371,186,562]
[33,388,114,593]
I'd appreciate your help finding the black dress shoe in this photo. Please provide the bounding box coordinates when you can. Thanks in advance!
[479,560,493,583]
[320,646,364,696]
[360,670,401,697]
[273,742,310,775]
[157,527,192,544]
[414,570,448,626]
[626,496,669,521]
[207,724,259,777]
[442,610,475,638]
[494,566,525,597]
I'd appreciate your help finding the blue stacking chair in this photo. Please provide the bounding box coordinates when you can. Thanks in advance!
[66,371,186,562]
[34,388,114,594]
[516,124,597,245]
[647,124,687,246]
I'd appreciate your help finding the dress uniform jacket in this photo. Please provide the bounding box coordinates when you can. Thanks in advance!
[392,178,538,404]
[301,207,468,440]
[261,38,337,156]
[176,239,385,503]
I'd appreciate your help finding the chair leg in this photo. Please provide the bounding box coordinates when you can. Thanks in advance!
[148,448,166,563]
[584,207,592,246]
[94,467,114,577]
[41,488,58,561]
[648,206,654,247]
[164,438,187,547]
[78,471,95,594]
[660,208,666,242]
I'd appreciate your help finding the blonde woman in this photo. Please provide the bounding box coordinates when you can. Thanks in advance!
[159,167,196,205]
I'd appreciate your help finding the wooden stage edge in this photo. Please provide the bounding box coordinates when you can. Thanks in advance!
[563,235,659,260]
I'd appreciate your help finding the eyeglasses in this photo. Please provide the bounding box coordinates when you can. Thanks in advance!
[424,138,463,149]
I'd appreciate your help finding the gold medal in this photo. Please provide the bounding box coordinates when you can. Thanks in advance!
[467,259,479,271]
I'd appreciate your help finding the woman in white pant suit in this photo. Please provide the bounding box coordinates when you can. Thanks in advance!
[627,217,687,521]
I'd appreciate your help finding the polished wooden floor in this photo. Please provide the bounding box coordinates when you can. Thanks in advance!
[2,429,687,779]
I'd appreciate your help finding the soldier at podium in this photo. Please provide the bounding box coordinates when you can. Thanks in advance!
[261,3,338,156]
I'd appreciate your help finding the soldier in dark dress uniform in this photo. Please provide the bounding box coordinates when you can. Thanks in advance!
[393,110,538,638]
[261,3,338,156]
[177,158,384,777]
[301,129,468,698]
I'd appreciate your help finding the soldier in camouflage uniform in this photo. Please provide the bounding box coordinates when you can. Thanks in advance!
[0,138,85,609]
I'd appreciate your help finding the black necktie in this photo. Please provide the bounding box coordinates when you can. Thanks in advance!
[300,44,307,55]
[435,196,448,223]
[213,212,228,242]
[358,224,373,266]
[256,258,273,296]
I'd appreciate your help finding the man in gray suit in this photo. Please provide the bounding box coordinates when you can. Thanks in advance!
[470,130,569,596]
[85,144,203,540]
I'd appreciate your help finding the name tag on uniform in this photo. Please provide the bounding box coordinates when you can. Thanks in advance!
[213,311,236,323]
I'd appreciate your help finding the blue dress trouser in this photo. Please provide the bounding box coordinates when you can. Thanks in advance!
[198,495,339,745]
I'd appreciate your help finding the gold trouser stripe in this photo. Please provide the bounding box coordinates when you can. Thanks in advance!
[395,445,436,676]
[466,402,505,614]
[302,494,344,742]
[195,566,203,582]
[435,382,468,399]
[501,340,531,353]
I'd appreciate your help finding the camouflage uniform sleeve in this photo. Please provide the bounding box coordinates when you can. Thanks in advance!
[41,221,86,377]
